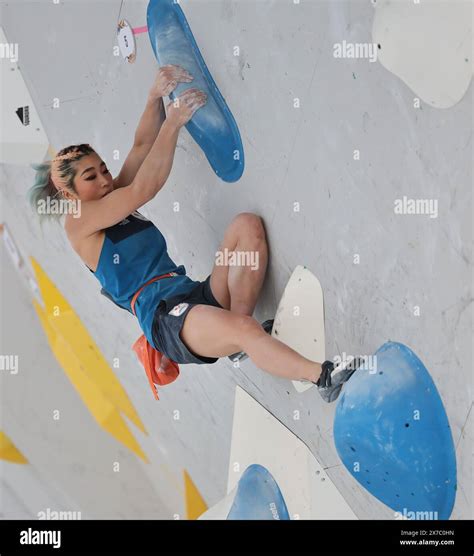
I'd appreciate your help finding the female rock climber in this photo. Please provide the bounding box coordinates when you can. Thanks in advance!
[28,65,357,403]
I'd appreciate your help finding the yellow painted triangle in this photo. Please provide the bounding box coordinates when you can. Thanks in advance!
[30,257,146,433]
[33,298,148,462]
[183,470,208,520]
[0,431,28,464]
[30,257,149,462]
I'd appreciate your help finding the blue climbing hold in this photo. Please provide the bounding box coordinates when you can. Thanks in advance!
[334,341,456,519]
[147,0,244,182]
[227,464,290,520]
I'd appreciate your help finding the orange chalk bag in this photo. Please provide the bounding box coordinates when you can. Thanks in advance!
[130,273,180,400]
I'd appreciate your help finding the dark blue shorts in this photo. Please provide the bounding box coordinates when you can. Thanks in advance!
[151,274,224,365]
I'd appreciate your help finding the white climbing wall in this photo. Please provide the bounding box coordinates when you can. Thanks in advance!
[0,0,471,520]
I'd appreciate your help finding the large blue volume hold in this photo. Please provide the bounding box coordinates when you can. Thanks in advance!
[147,0,244,182]
[227,464,290,520]
[334,341,456,519]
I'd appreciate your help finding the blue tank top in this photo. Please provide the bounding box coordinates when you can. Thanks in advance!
[89,210,199,348]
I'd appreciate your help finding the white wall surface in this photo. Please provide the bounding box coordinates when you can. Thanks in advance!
[0,0,471,519]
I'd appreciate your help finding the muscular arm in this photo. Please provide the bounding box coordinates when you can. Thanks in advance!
[78,88,205,235]
[114,94,167,189]
[134,94,166,147]
[79,119,181,235]
[133,119,180,199]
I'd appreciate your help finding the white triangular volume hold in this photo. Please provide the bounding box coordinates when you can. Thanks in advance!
[226,387,357,519]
